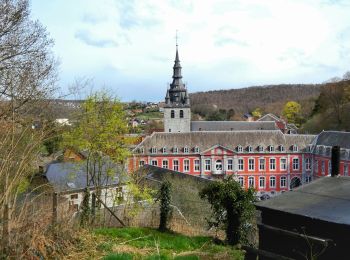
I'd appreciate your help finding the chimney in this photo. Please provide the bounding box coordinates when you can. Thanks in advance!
[331,146,340,177]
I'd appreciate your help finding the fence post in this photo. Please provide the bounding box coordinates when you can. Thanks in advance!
[2,203,10,255]
[52,192,58,225]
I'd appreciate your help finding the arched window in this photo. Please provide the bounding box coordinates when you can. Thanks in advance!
[215,160,223,171]
[171,110,175,118]
[180,110,184,118]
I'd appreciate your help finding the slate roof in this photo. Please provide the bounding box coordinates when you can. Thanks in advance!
[45,161,126,193]
[256,176,350,226]
[312,131,350,150]
[190,121,278,131]
[257,113,282,122]
[135,130,316,154]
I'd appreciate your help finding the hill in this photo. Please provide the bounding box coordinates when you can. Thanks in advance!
[190,84,322,118]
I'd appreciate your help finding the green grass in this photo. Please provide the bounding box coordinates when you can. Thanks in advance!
[136,111,163,120]
[94,227,244,259]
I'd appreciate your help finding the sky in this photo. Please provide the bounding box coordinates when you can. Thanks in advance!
[30,0,350,102]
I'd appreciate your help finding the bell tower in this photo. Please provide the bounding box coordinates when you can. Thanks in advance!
[164,44,191,133]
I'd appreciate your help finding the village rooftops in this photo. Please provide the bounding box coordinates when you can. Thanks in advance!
[190,121,278,131]
[134,130,316,154]
[312,131,350,150]
[45,161,127,193]
[256,176,350,226]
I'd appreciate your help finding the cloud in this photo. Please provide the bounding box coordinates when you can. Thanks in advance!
[82,13,106,24]
[74,29,118,48]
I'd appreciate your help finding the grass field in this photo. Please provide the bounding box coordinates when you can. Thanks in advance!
[136,111,163,120]
[91,227,244,260]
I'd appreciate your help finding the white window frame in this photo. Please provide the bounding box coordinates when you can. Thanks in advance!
[139,147,144,154]
[151,147,157,154]
[269,158,276,171]
[321,161,325,175]
[270,176,276,188]
[248,158,255,171]
[293,145,298,152]
[305,158,311,170]
[280,158,287,171]
[280,145,285,152]
[259,158,265,171]
[258,145,264,152]
[227,159,233,171]
[139,160,145,167]
[237,145,243,152]
[162,160,168,169]
[248,176,254,188]
[269,146,274,152]
[328,160,331,176]
[194,147,200,153]
[205,159,211,171]
[162,147,167,154]
[280,176,287,188]
[173,160,179,171]
[238,158,244,171]
[173,147,178,154]
[184,159,190,172]
[259,176,265,188]
[292,158,299,170]
[194,159,200,172]
[238,176,244,187]
[344,164,349,176]
[184,147,189,154]
[247,146,253,152]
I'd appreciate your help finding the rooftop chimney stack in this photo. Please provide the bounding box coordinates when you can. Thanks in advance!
[331,146,340,177]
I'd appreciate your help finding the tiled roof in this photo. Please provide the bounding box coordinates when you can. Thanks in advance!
[190,121,278,131]
[135,130,316,154]
[313,131,350,150]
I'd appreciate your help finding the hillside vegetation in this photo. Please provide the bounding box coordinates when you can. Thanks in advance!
[190,84,322,119]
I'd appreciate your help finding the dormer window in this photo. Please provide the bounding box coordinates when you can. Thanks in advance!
[194,146,200,153]
[162,147,167,154]
[279,145,285,152]
[292,145,298,152]
[237,145,243,153]
[247,146,253,152]
[139,147,144,154]
[173,147,178,154]
[268,145,274,152]
[184,146,189,154]
[258,145,264,152]
[151,147,157,154]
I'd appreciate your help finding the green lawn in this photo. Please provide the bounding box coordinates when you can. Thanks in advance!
[93,227,244,260]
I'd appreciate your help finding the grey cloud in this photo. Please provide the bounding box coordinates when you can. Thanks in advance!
[75,30,118,48]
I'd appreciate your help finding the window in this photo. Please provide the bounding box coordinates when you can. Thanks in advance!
[248,176,255,188]
[151,160,158,166]
[270,176,276,188]
[151,147,157,154]
[173,147,178,154]
[259,158,265,171]
[280,158,287,170]
[238,176,244,187]
[194,147,200,153]
[215,160,223,171]
[70,194,78,199]
[305,176,312,183]
[173,160,179,171]
[248,158,255,171]
[305,158,311,170]
[279,145,285,152]
[269,158,276,170]
[259,176,265,188]
[268,146,274,152]
[227,159,233,171]
[162,147,167,154]
[247,146,253,152]
[139,160,145,167]
[162,160,168,169]
[180,110,184,118]
[184,159,190,172]
[237,145,243,152]
[139,147,144,154]
[344,164,349,176]
[184,147,189,154]
[258,145,264,152]
[292,145,298,152]
[169,129,171,132]
[280,176,287,188]
[328,160,331,176]
[238,158,244,171]
[205,159,211,171]
[194,160,200,171]
[292,158,299,170]
[171,110,175,118]
[321,161,325,174]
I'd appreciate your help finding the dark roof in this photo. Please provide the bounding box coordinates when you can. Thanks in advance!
[135,130,316,154]
[138,165,213,184]
[256,176,350,225]
[313,131,350,149]
[191,121,278,131]
[45,161,126,192]
[257,113,282,122]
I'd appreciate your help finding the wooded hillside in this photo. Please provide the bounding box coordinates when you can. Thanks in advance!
[190,84,322,118]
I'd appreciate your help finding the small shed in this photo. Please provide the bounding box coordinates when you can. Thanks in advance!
[255,176,350,259]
